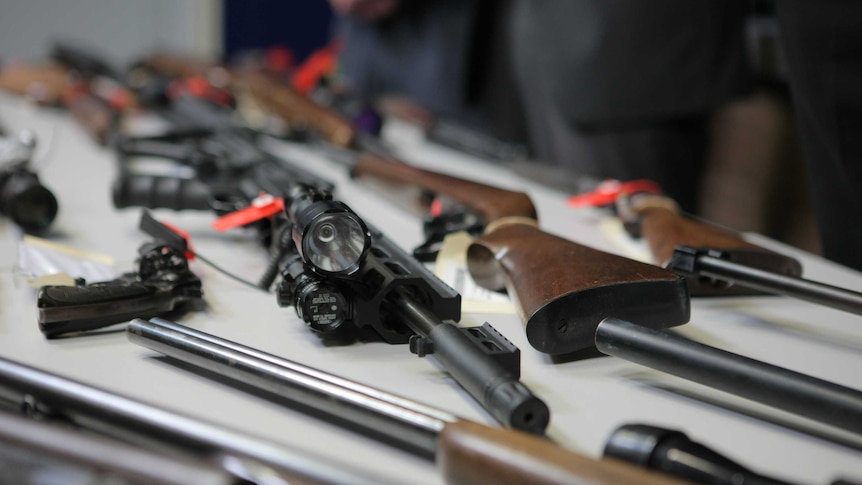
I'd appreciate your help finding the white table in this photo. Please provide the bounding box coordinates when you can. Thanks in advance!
[2,91,862,484]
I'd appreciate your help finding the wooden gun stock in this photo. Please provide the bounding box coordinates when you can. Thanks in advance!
[468,222,690,355]
[632,195,803,296]
[354,152,537,221]
[438,420,688,485]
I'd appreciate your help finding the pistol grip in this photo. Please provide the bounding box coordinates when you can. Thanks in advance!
[37,278,188,338]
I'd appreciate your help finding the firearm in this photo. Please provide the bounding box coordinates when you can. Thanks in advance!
[127,317,689,485]
[0,127,58,234]
[248,82,692,355]
[36,211,204,338]
[619,193,862,315]
[48,42,139,145]
[0,355,384,485]
[111,88,334,251]
[260,182,549,433]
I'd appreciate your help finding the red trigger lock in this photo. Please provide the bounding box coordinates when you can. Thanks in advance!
[212,193,285,232]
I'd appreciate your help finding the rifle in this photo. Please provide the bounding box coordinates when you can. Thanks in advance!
[621,193,862,315]
[127,317,689,485]
[0,355,385,485]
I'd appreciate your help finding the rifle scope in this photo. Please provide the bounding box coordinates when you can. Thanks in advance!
[0,131,58,234]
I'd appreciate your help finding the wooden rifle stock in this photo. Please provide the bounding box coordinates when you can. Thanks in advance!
[438,420,687,485]
[354,152,537,221]
[630,195,803,296]
[467,222,690,354]
[351,155,689,355]
[240,70,355,148]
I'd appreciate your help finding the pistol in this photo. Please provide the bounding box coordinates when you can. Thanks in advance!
[37,241,203,338]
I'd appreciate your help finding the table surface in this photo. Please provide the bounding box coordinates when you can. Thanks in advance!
[2,91,862,484]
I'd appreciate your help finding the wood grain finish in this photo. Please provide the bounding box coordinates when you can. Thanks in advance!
[243,71,355,148]
[354,153,537,222]
[638,204,803,296]
[438,420,689,485]
[639,205,762,265]
[468,223,689,355]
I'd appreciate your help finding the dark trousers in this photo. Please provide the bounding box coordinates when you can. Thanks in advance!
[777,0,862,271]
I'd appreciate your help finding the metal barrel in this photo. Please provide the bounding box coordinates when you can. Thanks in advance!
[126,317,459,458]
[595,317,862,435]
[0,355,380,485]
[697,253,862,316]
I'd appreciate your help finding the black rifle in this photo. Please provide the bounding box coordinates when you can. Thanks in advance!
[274,183,548,433]
[0,355,382,484]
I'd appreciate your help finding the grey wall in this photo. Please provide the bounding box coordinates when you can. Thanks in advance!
[0,0,221,66]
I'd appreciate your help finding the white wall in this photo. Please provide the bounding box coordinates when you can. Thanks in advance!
[0,0,222,66]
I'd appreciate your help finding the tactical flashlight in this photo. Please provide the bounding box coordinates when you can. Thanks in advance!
[286,185,370,277]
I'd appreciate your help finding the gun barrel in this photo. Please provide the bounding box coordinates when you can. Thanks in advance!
[676,249,862,316]
[0,355,376,485]
[127,317,689,485]
[388,289,550,434]
[595,318,862,435]
[0,409,239,485]
[127,317,449,457]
